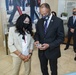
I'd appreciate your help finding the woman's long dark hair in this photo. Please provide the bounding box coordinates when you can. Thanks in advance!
[15,14,33,36]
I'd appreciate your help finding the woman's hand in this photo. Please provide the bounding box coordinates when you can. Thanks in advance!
[24,54,31,62]
[13,50,26,60]
[19,54,26,60]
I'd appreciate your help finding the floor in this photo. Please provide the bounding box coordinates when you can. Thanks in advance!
[0,44,76,75]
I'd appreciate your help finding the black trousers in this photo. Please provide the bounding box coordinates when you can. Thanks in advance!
[39,52,57,75]
[66,29,76,53]
[65,30,73,48]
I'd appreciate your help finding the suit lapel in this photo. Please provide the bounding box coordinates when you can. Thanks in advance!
[72,16,76,24]
[40,19,45,35]
[72,16,73,24]
[17,34,22,46]
[26,34,30,45]
[45,16,55,35]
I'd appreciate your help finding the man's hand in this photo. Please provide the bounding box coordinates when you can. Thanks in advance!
[34,41,40,48]
[70,28,74,33]
[34,41,39,46]
[39,43,49,50]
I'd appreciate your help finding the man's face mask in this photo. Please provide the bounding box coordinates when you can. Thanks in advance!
[73,11,76,15]
[42,15,49,21]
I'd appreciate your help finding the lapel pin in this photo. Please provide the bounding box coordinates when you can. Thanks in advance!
[51,20,53,22]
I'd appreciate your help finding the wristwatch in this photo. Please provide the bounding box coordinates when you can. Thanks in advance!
[29,52,32,56]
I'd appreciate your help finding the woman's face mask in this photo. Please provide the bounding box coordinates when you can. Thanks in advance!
[23,17,30,29]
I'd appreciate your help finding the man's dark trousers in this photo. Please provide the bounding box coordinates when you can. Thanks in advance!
[39,51,57,75]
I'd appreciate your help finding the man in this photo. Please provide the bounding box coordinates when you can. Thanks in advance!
[64,8,76,51]
[34,3,64,75]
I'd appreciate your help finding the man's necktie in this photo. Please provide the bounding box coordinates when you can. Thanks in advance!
[43,16,49,33]
[44,19,48,33]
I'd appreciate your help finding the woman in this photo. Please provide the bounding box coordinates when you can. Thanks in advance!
[51,11,57,16]
[8,14,34,75]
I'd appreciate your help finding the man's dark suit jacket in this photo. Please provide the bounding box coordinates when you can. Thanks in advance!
[68,16,76,29]
[68,16,76,52]
[34,15,64,59]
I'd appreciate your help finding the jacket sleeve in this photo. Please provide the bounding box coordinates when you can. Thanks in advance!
[8,27,17,53]
[67,17,75,29]
[67,17,72,28]
[49,20,64,50]
[34,21,39,41]
[29,36,34,50]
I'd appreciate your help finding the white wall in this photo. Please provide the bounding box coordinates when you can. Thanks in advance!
[45,0,58,13]
[58,0,76,17]
[58,0,66,17]
[0,0,7,34]
[41,0,46,4]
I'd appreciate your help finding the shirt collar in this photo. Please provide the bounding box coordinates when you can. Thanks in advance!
[73,15,76,19]
[48,14,53,22]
